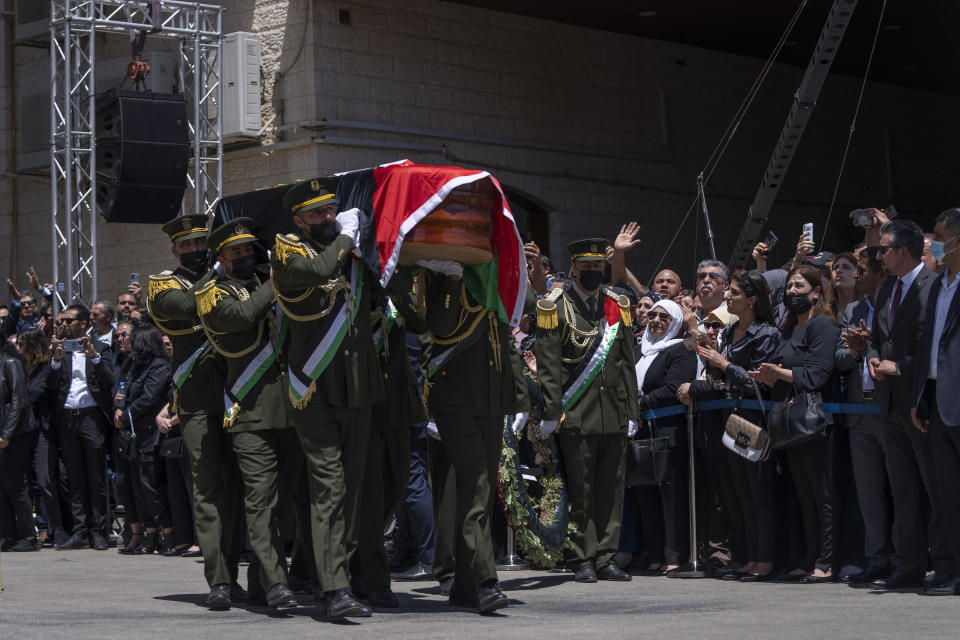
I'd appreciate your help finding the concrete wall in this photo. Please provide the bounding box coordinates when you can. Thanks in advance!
[1,0,957,308]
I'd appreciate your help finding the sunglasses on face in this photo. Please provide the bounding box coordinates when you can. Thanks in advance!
[704,322,725,332]
[697,272,723,281]
[647,311,672,322]
[54,318,79,325]
[877,244,903,255]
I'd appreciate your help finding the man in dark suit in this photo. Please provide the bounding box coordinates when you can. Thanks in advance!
[50,304,115,550]
[837,250,893,584]
[912,208,960,595]
[866,219,949,590]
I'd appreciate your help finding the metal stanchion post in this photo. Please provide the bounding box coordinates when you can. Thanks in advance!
[496,524,529,571]
[668,402,710,578]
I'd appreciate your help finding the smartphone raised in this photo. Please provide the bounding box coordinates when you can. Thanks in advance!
[802,223,814,244]
[762,230,778,252]
[129,272,140,284]
[62,339,83,352]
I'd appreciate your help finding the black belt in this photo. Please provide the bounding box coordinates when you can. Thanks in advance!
[861,391,875,402]
[65,406,100,417]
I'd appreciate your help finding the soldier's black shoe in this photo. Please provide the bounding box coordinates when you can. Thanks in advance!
[266,583,298,609]
[872,570,924,590]
[391,562,432,581]
[324,588,372,618]
[207,584,231,610]
[477,586,509,614]
[439,577,455,596]
[573,564,598,583]
[90,532,110,551]
[597,563,632,581]
[367,589,400,608]
[55,532,91,550]
[448,585,478,608]
[849,566,890,585]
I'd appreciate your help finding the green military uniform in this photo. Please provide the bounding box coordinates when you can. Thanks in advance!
[420,269,521,594]
[534,238,639,575]
[147,214,243,592]
[195,218,301,597]
[352,291,428,598]
[270,180,383,600]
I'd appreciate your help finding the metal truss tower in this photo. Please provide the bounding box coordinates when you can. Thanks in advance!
[49,0,222,309]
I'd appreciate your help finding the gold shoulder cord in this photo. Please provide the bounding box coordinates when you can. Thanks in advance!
[428,284,502,371]
[272,271,351,322]
[560,292,598,363]
[148,273,203,336]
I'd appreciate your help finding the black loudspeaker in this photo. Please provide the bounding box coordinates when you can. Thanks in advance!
[95,90,190,223]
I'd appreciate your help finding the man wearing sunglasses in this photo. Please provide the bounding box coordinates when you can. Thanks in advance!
[695,259,732,320]
[866,219,949,592]
[49,304,116,551]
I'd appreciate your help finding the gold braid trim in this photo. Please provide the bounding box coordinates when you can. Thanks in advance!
[223,403,241,428]
[195,280,225,317]
[148,275,182,302]
[487,312,502,372]
[289,380,317,410]
[273,274,350,322]
[153,317,203,336]
[537,299,559,330]
[274,233,310,265]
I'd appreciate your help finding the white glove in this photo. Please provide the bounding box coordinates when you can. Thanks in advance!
[539,419,558,437]
[627,419,638,438]
[213,261,226,277]
[415,259,463,279]
[426,420,441,441]
[511,412,529,435]
[336,208,361,245]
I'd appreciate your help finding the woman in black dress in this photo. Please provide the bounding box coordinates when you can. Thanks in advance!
[750,265,840,583]
[0,328,38,551]
[692,271,781,581]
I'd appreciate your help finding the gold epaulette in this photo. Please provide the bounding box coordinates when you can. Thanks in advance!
[195,279,227,317]
[537,299,559,330]
[617,294,631,327]
[274,233,310,265]
[147,271,183,302]
[545,287,564,303]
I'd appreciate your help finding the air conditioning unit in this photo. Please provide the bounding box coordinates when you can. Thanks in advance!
[15,0,51,43]
[16,53,178,172]
[221,32,262,141]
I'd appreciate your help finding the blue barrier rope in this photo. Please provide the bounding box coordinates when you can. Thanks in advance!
[642,399,881,420]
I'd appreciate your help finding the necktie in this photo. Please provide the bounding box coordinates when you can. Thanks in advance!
[890,279,903,322]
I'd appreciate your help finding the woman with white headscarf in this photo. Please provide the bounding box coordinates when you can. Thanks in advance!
[618,299,697,574]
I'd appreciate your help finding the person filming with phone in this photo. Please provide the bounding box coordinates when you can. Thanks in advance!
[49,304,116,551]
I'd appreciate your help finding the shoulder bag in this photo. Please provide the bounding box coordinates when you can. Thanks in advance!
[768,387,827,450]
[626,418,672,487]
[722,379,771,462]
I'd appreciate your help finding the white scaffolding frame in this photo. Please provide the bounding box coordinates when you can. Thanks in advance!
[49,0,222,310]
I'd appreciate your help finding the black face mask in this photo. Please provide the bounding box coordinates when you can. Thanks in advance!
[230,255,258,281]
[784,292,813,315]
[577,269,604,292]
[179,250,209,273]
[308,220,339,245]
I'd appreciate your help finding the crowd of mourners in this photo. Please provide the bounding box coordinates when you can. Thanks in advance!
[2,203,960,602]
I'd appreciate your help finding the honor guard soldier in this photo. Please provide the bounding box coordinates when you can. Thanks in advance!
[351,287,428,607]
[194,218,301,610]
[270,179,380,619]
[534,238,639,583]
[416,258,519,614]
[147,214,245,610]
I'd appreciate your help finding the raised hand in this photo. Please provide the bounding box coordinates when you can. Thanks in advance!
[613,222,642,253]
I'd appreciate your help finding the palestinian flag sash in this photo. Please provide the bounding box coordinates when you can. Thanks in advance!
[223,304,288,425]
[287,258,363,408]
[372,298,398,355]
[561,296,624,413]
[173,341,207,389]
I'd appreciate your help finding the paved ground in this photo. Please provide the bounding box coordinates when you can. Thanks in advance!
[0,550,957,639]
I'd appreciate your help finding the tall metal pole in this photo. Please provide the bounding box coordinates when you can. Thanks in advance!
[668,402,709,578]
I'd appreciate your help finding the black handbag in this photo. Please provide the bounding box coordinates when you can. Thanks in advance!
[115,426,138,460]
[625,421,672,487]
[159,435,186,458]
[768,387,827,450]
